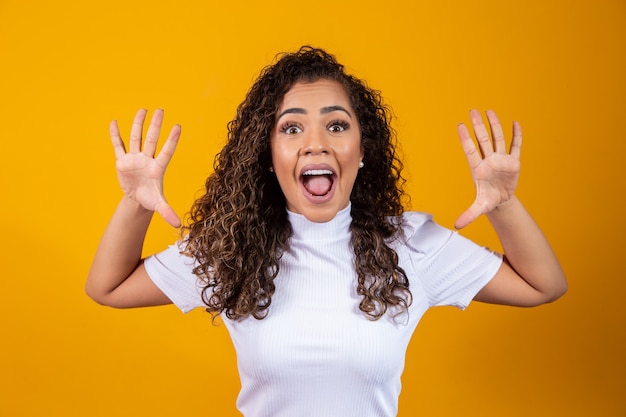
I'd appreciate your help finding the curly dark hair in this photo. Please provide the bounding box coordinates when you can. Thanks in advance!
[182,46,411,321]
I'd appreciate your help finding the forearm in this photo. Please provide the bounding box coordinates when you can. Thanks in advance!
[85,196,154,302]
[487,196,567,301]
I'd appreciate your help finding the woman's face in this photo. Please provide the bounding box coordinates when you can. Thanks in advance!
[270,79,363,223]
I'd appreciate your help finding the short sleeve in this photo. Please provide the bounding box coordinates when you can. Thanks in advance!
[143,242,205,313]
[400,212,503,310]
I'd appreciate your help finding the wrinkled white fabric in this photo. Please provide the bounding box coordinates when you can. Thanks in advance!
[144,205,501,417]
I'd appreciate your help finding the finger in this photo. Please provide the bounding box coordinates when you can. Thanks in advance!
[109,120,127,159]
[143,109,164,157]
[157,202,182,228]
[486,110,506,154]
[510,120,522,160]
[155,124,181,169]
[457,122,482,170]
[454,203,482,230]
[469,109,494,158]
[129,109,148,153]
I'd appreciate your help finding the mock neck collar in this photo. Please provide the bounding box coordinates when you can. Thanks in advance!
[287,204,352,242]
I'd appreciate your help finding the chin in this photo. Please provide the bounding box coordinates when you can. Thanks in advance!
[302,212,336,223]
[296,202,347,223]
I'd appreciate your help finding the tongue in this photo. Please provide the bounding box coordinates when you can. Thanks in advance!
[303,175,332,196]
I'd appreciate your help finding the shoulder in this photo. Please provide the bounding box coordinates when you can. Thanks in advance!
[143,240,205,313]
[392,212,503,309]
[388,211,454,255]
[398,211,434,233]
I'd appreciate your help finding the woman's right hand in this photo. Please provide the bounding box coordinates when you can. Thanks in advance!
[110,109,182,228]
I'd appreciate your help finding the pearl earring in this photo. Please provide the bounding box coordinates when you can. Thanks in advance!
[358,161,364,169]
[269,166,274,173]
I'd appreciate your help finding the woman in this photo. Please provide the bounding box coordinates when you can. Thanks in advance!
[86,46,567,416]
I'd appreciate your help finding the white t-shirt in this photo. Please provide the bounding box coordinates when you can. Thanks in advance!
[144,205,502,417]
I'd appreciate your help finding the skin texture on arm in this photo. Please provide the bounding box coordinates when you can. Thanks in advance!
[85,196,172,308]
[85,109,181,308]
[456,110,567,306]
[477,197,567,306]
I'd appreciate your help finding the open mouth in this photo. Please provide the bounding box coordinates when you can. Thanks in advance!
[301,168,335,197]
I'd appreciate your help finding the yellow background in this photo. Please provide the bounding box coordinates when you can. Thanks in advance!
[1,0,624,416]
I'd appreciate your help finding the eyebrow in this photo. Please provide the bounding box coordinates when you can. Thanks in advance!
[277,105,353,121]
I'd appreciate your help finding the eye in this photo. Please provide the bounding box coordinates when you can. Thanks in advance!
[328,120,350,133]
[279,123,302,135]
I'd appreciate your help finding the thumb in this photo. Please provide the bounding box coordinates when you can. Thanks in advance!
[454,205,480,230]
[157,202,182,228]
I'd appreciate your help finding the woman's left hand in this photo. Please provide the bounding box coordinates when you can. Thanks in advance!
[454,109,522,229]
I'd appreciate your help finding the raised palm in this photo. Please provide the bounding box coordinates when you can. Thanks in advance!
[455,110,522,229]
[110,109,181,227]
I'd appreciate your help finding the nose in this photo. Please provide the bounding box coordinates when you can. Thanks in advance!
[300,127,329,156]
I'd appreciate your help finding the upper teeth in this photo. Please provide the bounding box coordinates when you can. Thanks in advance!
[303,169,333,176]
